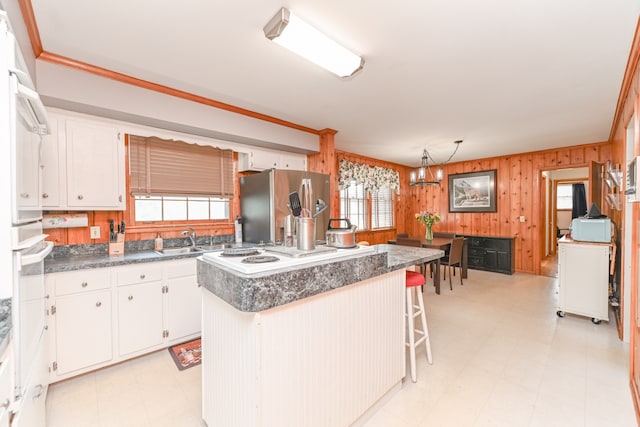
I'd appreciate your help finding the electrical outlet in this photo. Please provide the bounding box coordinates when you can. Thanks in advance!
[519,216,526,223]
[90,226,101,239]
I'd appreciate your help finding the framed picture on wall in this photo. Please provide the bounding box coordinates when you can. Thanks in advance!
[448,170,497,212]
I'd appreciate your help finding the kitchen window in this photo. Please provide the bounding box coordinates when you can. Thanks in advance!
[134,195,230,221]
[129,135,234,223]
[339,183,394,230]
[371,186,394,229]
[337,159,399,231]
[556,183,573,210]
[340,182,367,230]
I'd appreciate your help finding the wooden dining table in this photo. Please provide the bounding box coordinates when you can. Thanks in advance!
[387,236,468,294]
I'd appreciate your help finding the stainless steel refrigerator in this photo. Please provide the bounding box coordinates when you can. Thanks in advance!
[239,169,331,244]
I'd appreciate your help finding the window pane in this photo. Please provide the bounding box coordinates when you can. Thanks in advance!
[188,197,210,220]
[372,186,393,229]
[135,195,230,222]
[164,196,187,220]
[135,196,162,221]
[557,184,573,210]
[340,182,367,230]
[210,198,230,219]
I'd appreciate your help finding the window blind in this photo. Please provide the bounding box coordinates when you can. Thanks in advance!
[129,135,234,197]
[372,187,394,228]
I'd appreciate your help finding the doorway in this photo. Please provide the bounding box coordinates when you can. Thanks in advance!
[540,167,589,277]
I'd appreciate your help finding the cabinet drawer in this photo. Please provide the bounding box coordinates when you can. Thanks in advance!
[167,259,196,279]
[468,247,484,257]
[55,270,111,296]
[116,265,162,285]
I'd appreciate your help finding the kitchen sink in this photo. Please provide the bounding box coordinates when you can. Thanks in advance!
[154,244,235,255]
[155,247,203,255]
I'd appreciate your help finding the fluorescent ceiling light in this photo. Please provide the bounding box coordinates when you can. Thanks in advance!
[264,7,364,78]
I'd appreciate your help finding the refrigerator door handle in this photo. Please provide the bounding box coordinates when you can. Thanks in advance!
[14,79,49,134]
[19,241,53,268]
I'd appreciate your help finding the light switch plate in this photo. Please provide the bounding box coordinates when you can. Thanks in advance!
[519,216,526,223]
[90,226,101,239]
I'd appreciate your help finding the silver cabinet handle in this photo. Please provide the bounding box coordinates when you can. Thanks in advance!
[20,193,29,198]
[140,274,145,280]
[77,195,83,200]
[81,282,88,288]
[128,295,133,301]
[42,193,49,198]
[96,302,102,307]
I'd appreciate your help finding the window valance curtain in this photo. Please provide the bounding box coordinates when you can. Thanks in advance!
[338,159,400,194]
[129,135,234,197]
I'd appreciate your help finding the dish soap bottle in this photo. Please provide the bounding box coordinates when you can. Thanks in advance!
[154,233,163,251]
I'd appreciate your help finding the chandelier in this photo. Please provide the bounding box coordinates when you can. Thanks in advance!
[409,140,463,186]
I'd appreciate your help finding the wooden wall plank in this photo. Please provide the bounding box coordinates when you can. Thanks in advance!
[54,136,612,276]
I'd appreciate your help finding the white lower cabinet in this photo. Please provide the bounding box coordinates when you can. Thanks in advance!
[47,258,200,383]
[0,344,12,427]
[117,281,164,356]
[12,332,48,427]
[54,291,112,375]
[166,260,200,341]
[557,240,611,322]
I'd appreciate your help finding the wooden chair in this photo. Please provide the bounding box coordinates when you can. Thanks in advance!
[441,237,464,290]
[433,232,455,258]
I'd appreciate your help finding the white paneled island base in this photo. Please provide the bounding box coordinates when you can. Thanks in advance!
[202,269,405,427]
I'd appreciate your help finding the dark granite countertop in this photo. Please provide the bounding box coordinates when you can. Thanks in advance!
[44,237,248,274]
[197,244,443,312]
[44,249,205,274]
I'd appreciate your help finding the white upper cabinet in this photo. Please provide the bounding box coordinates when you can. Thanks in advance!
[238,148,306,171]
[41,112,126,210]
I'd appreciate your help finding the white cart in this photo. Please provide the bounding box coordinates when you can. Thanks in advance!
[557,237,612,324]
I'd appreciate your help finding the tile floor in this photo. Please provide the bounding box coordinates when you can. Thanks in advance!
[46,269,637,427]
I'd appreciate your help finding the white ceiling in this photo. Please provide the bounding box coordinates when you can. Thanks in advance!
[28,0,640,167]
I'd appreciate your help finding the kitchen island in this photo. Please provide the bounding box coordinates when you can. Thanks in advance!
[197,244,443,427]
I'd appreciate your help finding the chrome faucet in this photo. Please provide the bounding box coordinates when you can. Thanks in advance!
[182,227,197,247]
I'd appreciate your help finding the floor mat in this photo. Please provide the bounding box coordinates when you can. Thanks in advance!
[168,338,202,370]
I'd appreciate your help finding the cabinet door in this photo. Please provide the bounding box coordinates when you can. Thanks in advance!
[118,281,164,356]
[41,116,64,208]
[167,275,201,341]
[249,149,280,170]
[54,291,112,375]
[558,244,610,320]
[483,249,498,269]
[496,251,510,272]
[11,334,47,427]
[279,153,306,170]
[0,348,12,427]
[65,119,124,209]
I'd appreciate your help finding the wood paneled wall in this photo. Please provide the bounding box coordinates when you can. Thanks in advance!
[326,142,611,275]
[50,129,611,276]
[608,16,640,421]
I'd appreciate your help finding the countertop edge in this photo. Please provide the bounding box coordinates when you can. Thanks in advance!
[197,245,443,312]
